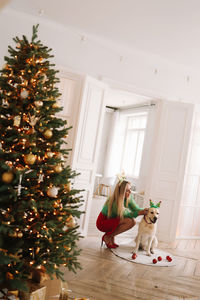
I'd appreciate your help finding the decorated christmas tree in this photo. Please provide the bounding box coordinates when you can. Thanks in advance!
[0,25,83,292]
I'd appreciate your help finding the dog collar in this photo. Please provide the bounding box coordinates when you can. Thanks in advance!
[144,215,152,224]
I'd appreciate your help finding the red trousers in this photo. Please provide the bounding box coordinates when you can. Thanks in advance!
[96,212,120,235]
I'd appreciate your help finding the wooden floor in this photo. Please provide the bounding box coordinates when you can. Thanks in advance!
[62,237,200,300]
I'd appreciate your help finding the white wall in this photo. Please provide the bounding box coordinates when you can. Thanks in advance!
[0,7,200,105]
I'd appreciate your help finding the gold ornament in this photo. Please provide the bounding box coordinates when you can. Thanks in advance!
[30,142,36,147]
[34,100,43,108]
[6,272,14,280]
[20,89,29,99]
[17,232,23,238]
[2,171,14,183]
[64,182,71,192]
[47,186,59,198]
[46,151,54,158]
[24,153,37,165]
[43,129,53,139]
[13,115,21,127]
[10,231,18,238]
[40,73,47,83]
[54,164,63,173]
[66,215,76,228]
[52,102,60,108]
[64,246,71,251]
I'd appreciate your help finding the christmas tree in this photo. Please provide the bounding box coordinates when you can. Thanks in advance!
[0,24,83,292]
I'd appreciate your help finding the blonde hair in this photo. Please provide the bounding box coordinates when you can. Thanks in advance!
[107,180,130,219]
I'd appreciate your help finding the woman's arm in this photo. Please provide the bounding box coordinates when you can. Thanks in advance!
[122,194,143,218]
[138,208,148,216]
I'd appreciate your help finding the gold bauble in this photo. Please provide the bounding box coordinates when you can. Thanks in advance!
[54,164,63,173]
[20,89,29,99]
[52,102,60,108]
[6,272,14,280]
[30,142,36,147]
[17,232,23,238]
[43,129,53,139]
[2,171,14,183]
[24,153,37,165]
[64,182,71,192]
[34,100,43,108]
[46,151,54,158]
[47,186,59,198]
[10,231,18,238]
[13,115,21,127]
[40,74,47,83]
[66,215,76,228]
[64,246,71,251]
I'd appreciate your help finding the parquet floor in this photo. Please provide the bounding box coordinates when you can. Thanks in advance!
[62,237,200,300]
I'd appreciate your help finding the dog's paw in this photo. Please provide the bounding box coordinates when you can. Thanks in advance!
[151,250,155,254]
[146,252,151,256]
[132,248,138,254]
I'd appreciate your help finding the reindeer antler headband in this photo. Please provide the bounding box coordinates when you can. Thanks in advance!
[149,199,161,208]
[117,171,126,186]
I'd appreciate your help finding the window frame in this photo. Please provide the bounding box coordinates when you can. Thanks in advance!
[119,111,148,178]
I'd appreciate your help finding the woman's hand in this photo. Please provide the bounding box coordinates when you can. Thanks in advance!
[138,208,148,216]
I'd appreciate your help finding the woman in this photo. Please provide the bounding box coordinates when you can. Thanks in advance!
[96,180,148,248]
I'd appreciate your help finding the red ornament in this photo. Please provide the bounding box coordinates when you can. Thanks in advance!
[166,255,170,260]
[168,257,172,262]
[132,253,137,260]
[158,256,162,261]
[152,258,157,264]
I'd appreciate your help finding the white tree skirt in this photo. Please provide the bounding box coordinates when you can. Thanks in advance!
[110,243,176,267]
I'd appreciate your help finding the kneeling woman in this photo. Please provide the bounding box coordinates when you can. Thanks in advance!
[96,180,148,248]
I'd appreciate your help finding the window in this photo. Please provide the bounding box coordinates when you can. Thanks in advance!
[120,112,148,177]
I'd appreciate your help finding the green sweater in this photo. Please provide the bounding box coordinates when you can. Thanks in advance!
[101,194,142,218]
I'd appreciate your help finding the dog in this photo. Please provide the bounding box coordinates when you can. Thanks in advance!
[133,200,161,256]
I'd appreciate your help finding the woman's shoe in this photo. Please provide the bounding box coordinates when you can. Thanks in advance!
[101,234,117,249]
[113,243,119,247]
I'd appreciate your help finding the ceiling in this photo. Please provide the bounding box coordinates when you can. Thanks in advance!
[6,0,200,72]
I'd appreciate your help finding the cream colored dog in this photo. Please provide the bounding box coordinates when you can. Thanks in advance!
[133,200,161,256]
